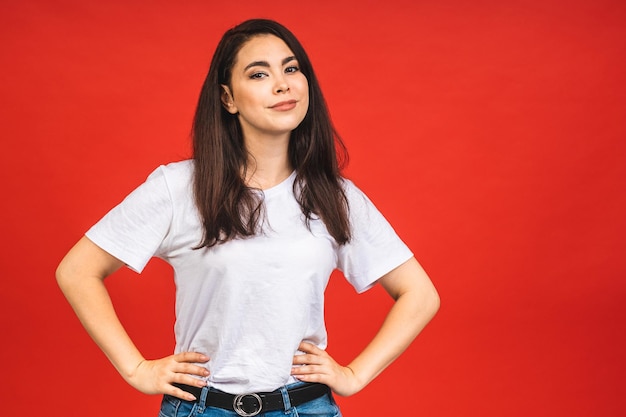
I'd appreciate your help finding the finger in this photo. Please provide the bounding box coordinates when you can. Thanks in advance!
[291,364,321,376]
[292,370,325,384]
[172,362,211,378]
[169,385,198,402]
[292,353,323,366]
[185,376,209,388]
[298,341,322,353]
[175,351,210,363]
[293,353,325,365]
[171,373,209,388]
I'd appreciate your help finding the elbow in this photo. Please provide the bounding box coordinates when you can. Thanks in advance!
[419,277,440,322]
[428,286,441,319]
[55,254,81,294]
[417,282,440,322]
[55,259,71,293]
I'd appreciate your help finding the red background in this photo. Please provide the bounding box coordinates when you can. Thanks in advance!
[1,0,625,415]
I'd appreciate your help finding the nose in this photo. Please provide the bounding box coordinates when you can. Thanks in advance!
[274,75,289,94]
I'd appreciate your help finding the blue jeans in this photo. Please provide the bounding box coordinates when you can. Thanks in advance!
[158,382,342,417]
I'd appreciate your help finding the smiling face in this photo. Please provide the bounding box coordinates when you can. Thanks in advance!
[221,34,309,142]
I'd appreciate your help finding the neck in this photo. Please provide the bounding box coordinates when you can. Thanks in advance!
[243,132,293,190]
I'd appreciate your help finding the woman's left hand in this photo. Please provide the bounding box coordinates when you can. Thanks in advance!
[291,341,363,396]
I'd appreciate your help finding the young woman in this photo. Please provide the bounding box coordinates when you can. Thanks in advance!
[56,19,440,417]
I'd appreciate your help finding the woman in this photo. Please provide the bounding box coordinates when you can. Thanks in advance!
[56,19,440,417]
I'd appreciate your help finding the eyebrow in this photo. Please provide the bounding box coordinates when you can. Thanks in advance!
[243,56,297,71]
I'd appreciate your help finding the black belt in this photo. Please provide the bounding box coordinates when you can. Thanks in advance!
[173,382,330,416]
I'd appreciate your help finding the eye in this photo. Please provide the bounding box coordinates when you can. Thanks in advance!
[285,65,300,74]
[249,72,268,80]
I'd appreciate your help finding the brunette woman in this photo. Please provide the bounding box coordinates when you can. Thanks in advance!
[57,19,439,417]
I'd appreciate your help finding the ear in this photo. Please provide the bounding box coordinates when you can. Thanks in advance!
[221,85,238,114]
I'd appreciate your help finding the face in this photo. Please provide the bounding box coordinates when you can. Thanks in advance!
[221,34,309,141]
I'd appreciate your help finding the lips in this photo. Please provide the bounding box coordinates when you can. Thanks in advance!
[270,100,297,111]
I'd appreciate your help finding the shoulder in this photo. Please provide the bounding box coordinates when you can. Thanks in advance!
[156,159,194,181]
[339,176,357,194]
[340,177,388,224]
[123,160,194,208]
[148,159,194,193]
[340,176,369,206]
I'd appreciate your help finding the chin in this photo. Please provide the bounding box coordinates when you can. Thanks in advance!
[274,119,306,133]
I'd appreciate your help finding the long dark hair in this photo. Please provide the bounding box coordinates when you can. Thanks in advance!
[192,19,350,248]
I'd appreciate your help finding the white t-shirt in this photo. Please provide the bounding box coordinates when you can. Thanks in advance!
[86,160,413,394]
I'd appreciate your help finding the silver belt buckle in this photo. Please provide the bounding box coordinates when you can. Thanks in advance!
[233,393,262,417]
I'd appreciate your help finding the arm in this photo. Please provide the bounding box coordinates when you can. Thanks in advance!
[56,236,210,401]
[291,256,440,396]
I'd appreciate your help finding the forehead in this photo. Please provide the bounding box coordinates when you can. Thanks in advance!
[234,34,295,66]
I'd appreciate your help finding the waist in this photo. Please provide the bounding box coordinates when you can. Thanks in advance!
[173,382,330,416]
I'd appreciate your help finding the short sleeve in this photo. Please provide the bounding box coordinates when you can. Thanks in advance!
[337,181,414,293]
[85,166,174,273]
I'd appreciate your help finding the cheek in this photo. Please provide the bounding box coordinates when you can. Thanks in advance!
[296,77,310,108]
[297,76,309,96]
[234,91,256,110]
[301,95,310,115]
[231,82,263,109]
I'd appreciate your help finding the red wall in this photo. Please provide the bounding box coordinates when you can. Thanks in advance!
[1,0,625,415]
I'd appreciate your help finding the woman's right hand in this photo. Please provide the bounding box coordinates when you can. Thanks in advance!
[127,352,210,401]
[57,237,211,401]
